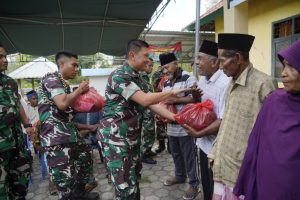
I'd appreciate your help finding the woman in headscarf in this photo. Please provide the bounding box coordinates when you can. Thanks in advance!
[233,40,300,200]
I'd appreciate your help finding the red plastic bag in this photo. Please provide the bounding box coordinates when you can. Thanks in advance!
[72,87,105,112]
[155,101,177,123]
[174,99,217,131]
[157,75,168,92]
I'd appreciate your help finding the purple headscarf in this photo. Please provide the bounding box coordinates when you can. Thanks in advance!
[278,40,300,73]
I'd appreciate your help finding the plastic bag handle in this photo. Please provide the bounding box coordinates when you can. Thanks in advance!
[195,99,214,110]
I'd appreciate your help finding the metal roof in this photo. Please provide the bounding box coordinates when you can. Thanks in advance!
[8,57,58,79]
[0,0,163,56]
[141,30,214,63]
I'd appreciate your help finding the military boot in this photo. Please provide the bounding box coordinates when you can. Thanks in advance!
[72,183,99,200]
[145,148,157,157]
[155,140,165,154]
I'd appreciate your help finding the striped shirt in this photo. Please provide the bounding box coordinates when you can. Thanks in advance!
[196,70,231,154]
[163,70,197,137]
[207,63,278,188]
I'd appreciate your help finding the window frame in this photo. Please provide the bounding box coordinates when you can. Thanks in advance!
[271,14,300,80]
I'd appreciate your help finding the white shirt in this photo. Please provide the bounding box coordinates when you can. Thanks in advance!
[27,105,39,124]
[163,70,197,137]
[196,70,230,154]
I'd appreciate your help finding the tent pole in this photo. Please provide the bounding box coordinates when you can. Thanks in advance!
[194,0,201,80]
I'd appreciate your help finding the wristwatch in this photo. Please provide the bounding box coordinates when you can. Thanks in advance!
[24,124,32,128]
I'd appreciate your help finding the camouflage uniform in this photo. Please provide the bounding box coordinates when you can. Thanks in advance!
[0,73,30,200]
[139,72,155,155]
[151,69,167,142]
[38,72,93,200]
[98,63,144,200]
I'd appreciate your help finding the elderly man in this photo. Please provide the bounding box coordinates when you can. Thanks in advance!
[207,33,278,200]
[38,51,99,200]
[98,40,190,200]
[159,52,200,200]
[184,40,231,200]
[0,43,33,199]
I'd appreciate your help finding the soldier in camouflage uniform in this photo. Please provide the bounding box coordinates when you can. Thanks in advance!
[38,51,99,200]
[151,66,167,154]
[0,44,33,200]
[98,39,190,200]
[140,58,157,164]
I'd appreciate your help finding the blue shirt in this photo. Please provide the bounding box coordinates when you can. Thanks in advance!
[74,111,103,146]
[75,111,103,125]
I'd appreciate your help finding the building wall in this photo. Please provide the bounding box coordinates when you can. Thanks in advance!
[223,0,248,33]
[215,15,224,41]
[248,0,300,75]
[89,76,109,96]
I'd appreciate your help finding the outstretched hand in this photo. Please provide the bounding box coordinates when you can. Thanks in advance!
[170,87,193,96]
[164,96,180,104]
[191,83,203,101]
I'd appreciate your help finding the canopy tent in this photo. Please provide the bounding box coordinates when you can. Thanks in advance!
[0,0,163,56]
[8,57,58,79]
[8,57,58,90]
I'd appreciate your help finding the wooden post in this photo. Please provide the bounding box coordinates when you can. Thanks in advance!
[17,79,23,96]
[32,78,35,90]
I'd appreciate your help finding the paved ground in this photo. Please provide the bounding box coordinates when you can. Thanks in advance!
[26,146,203,200]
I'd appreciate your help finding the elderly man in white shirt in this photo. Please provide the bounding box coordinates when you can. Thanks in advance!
[184,40,230,200]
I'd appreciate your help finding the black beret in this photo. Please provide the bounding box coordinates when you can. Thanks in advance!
[218,33,255,52]
[159,53,177,66]
[199,40,218,57]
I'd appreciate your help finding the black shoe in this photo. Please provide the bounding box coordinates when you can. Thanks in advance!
[72,183,99,200]
[142,157,157,164]
[155,140,166,154]
[144,148,157,157]
[147,150,157,157]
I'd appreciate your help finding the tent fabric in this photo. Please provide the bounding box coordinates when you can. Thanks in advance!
[0,0,162,56]
[8,57,58,79]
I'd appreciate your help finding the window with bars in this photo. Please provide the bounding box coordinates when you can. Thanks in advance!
[272,14,300,79]
[273,20,292,38]
[295,17,300,34]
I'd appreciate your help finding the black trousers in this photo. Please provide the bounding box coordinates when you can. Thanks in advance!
[200,148,214,200]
